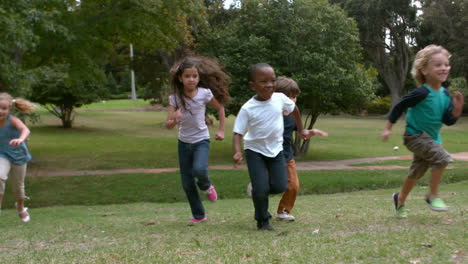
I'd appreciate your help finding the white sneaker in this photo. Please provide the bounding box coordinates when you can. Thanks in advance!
[277,212,295,221]
[246,182,252,197]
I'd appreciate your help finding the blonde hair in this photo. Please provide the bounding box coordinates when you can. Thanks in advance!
[0,93,37,113]
[411,44,451,86]
[276,76,301,98]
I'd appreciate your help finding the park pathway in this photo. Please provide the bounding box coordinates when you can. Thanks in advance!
[27,152,468,178]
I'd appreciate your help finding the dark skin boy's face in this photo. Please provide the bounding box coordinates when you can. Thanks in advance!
[249,67,276,101]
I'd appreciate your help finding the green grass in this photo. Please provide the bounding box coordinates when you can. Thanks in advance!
[2,167,467,209]
[351,160,468,167]
[27,100,468,171]
[0,181,466,263]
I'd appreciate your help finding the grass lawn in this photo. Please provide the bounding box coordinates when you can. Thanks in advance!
[0,181,466,263]
[27,100,468,171]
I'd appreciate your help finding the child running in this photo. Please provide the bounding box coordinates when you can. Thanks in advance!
[274,76,328,221]
[165,55,230,225]
[233,63,309,230]
[0,93,36,222]
[381,45,464,218]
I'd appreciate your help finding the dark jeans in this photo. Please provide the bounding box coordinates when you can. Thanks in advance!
[245,149,287,222]
[178,139,211,219]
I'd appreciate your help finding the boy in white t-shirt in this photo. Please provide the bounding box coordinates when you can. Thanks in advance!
[233,63,309,231]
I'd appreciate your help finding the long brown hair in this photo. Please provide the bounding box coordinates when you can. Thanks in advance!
[170,56,231,111]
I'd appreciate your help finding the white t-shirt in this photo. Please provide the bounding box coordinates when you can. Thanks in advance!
[169,88,213,143]
[233,92,295,157]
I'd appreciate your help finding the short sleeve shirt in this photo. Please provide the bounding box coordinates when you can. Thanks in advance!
[233,93,295,157]
[169,88,213,143]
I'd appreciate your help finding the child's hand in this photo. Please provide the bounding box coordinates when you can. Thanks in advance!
[173,109,182,123]
[9,138,23,148]
[310,129,328,137]
[233,151,243,167]
[453,91,464,106]
[381,129,391,141]
[215,130,225,141]
[298,129,310,140]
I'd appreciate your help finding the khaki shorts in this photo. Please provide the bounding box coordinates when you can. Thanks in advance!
[403,131,453,180]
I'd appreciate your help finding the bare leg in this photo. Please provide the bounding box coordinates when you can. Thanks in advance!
[398,176,418,206]
[428,166,446,199]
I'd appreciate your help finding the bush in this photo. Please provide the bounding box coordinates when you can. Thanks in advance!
[365,96,391,115]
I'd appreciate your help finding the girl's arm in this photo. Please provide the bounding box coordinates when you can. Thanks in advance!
[291,106,309,139]
[208,98,225,141]
[165,105,181,129]
[9,116,30,147]
[233,133,243,167]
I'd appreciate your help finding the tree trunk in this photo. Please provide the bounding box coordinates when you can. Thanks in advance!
[293,111,319,157]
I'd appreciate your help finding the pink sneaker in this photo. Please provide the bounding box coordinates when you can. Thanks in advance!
[205,185,217,202]
[188,216,207,225]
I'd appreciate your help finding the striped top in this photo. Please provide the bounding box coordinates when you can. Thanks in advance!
[0,115,32,164]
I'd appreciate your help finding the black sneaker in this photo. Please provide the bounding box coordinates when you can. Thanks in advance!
[257,221,274,231]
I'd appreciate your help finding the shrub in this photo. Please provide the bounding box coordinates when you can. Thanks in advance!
[365,96,391,115]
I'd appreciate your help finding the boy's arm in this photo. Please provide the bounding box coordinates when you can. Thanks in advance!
[291,106,309,139]
[381,121,394,141]
[451,91,464,118]
[208,98,226,140]
[233,133,244,167]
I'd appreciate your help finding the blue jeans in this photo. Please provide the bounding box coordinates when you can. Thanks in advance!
[178,139,211,219]
[245,149,287,223]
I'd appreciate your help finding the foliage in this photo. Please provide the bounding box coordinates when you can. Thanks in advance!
[332,0,418,106]
[199,0,375,155]
[364,96,392,115]
[416,0,467,81]
[1,0,207,128]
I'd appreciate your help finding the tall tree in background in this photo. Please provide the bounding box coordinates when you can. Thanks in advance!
[417,0,467,81]
[1,0,206,128]
[199,0,375,155]
[332,0,418,106]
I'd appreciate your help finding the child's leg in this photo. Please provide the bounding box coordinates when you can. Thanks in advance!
[0,157,11,210]
[245,150,271,223]
[178,140,205,220]
[191,139,211,191]
[9,163,30,221]
[277,159,299,214]
[266,152,287,195]
[428,166,446,199]
[398,155,429,205]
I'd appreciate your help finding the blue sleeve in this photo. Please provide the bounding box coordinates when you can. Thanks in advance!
[442,89,458,126]
[387,86,429,123]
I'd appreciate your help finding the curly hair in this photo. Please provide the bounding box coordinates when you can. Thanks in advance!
[170,56,231,111]
[0,93,36,113]
[411,45,451,86]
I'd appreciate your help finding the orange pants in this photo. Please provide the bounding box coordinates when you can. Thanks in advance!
[277,160,299,214]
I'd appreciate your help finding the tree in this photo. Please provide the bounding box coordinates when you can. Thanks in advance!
[199,0,375,155]
[416,0,467,81]
[332,0,418,106]
[1,0,207,128]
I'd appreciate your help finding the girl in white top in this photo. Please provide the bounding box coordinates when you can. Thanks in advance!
[233,63,309,230]
[165,56,230,225]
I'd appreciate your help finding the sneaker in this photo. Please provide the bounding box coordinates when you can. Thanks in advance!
[187,216,207,225]
[205,185,217,202]
[257,221,274,231]
[246,182,252,197]
[425,197,448,212]
[15,202,30,223]
[277,210,295,221]
[393,192,407,218]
